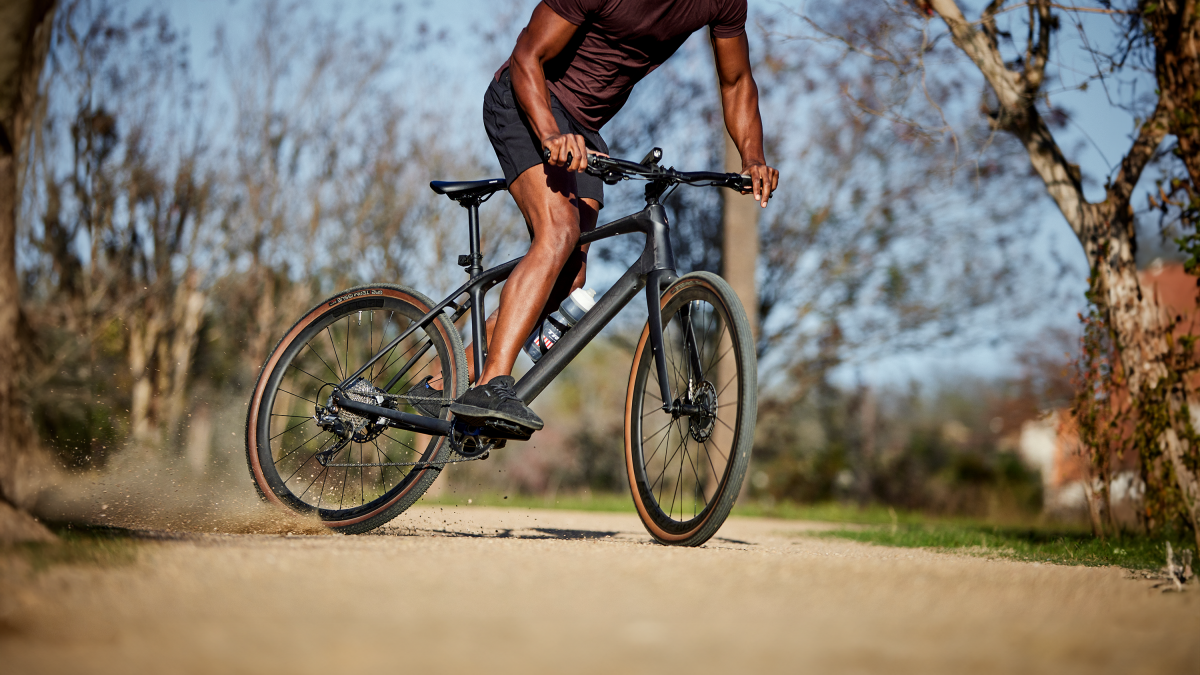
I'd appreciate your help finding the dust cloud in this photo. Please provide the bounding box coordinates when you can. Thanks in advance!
[31,404,329,536]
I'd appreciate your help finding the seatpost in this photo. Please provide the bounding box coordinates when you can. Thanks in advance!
[460,200,487,383]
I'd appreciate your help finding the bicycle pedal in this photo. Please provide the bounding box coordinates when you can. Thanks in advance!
[482,419,533,441]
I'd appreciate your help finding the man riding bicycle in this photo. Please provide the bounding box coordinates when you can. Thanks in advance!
[421,0,779,432]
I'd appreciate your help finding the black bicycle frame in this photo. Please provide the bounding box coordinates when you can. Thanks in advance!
[333,198,682,436]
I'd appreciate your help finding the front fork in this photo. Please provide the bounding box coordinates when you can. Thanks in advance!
[645,270,707,416]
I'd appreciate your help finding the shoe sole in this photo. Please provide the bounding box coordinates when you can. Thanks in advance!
[449,403,544,431]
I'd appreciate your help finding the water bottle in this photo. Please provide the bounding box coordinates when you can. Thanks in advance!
[523,288,597,363]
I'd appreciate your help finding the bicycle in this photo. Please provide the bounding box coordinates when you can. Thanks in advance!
[244,148,758,546]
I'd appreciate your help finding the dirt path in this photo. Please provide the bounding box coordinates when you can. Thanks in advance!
[2,506,1197,674]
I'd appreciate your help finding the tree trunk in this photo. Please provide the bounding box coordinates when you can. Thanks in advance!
[722,131,760,342]
[930,0,1200,550]
[0,0,56,543]
[718,131,760,499]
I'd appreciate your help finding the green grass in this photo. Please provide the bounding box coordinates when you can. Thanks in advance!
[730,500,938,525]
[5,524,139,572]
[819,522,1191,570]
[420,492,1191,570]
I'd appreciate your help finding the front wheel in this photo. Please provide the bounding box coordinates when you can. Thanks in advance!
[625,272,757,546]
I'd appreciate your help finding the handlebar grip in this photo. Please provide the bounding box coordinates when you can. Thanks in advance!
[540,148,573,165]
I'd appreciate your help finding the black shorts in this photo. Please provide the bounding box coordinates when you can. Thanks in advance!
[483,68,608,208]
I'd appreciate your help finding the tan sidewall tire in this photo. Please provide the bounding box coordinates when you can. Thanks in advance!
[244,284,466,533]
[623,272,757,546]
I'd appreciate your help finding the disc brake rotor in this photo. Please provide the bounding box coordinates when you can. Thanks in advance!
[689,380,717,443]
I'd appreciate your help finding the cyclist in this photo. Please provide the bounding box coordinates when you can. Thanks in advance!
[425,0,779,432]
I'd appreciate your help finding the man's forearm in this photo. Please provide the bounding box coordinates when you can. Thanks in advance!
[720,76,766,168]
[510,39,561,144]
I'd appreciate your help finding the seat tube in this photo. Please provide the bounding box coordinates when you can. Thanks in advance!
[466,202,486,382]
[645,269,674,410]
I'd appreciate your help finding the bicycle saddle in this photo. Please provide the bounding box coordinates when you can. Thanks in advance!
[429,178,508,202]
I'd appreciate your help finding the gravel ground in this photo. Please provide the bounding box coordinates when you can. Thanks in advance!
[1,506,1197,674]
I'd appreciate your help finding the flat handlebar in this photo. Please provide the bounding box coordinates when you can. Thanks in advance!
[540,148,753,194]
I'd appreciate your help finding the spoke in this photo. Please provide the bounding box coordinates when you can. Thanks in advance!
[685,439,705,514]
[282,448,321,485]
[650,422,685,497]
[705,327,731,381]
[278,388,318,406]
[702,438,722,492]
[274,428,327,465]
[314,466,331,509]
[382,431,422,455]
[703,436,729,463]
[270,417,311,442]
[375,323,424,381]
[337,460,349,510]
[299,460,328,501]
[642,416,673,469]
[304,341,340,380]
[700,437,724,473]
[372,438,393,488]
[641,418,674,444]
[359,444,365,506]
[714,372,738,400]
[288,362,332,387]
[326,326,344,379]
[271,413,313,419]
[344,315,351,382]
[670,431,686,520]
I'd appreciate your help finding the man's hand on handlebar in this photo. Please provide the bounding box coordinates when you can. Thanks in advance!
[542,133,589,173]
[742,162,779,207]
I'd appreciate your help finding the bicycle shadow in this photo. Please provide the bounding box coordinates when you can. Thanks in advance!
[395,526,753,546]
[412,526,621,541]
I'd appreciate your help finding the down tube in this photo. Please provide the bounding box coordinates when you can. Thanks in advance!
[514,265,646,404]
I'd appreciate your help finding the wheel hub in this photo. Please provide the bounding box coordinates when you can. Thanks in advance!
[317,378,391,444]
[688,380,717,443]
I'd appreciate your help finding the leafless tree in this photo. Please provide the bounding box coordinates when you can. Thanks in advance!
[800,0,1200,547]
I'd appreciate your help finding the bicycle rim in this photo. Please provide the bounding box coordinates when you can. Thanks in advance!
[625,272,756,546]
[246,285,465,529]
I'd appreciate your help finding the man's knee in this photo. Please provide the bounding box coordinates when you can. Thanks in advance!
[533,217,582,257]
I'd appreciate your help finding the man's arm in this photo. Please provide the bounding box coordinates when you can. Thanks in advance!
[510,2,589,173]
[712,33,779,206]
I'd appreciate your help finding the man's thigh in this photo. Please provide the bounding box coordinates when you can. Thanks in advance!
[509,165,598,238]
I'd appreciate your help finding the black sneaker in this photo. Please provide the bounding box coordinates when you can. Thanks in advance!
[449,375,544,431]
[403,376,444,418]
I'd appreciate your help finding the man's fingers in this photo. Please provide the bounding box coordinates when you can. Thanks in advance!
[570,135,587,172]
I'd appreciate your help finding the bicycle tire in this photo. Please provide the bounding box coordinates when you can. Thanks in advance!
[624,272,757,546]
[245,283,467,533]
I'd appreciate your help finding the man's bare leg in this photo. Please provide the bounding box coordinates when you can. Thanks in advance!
[476,162,597,384]
[417,163,596,395]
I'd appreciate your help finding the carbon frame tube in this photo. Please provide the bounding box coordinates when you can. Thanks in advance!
[513,262,646,403]
[336,258,519,390]
[339,204,680,414]
[515,203,679,405]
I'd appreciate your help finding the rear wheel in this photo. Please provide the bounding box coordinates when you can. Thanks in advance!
[245,284,467,533]
[625,272,757,546]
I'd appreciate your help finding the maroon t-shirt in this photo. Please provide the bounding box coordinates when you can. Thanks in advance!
[518,0,747,131]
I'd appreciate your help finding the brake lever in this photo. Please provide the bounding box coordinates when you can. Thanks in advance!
[734,174,754,195]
